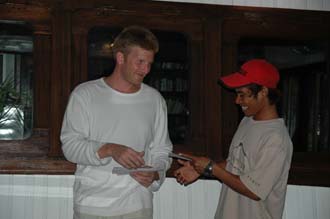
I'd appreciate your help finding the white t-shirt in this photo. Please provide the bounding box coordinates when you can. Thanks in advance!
[215,116,293,219]
[61,78,173,216]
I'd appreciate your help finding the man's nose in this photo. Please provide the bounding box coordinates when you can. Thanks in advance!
[235,96,241,104]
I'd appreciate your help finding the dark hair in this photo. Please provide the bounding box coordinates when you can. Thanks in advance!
[112,25,159,58]
[246,84,281,105]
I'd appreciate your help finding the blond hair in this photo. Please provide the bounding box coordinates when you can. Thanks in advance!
[112,26,159,58]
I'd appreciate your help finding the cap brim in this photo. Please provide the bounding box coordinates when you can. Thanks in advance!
[219,72,252,89]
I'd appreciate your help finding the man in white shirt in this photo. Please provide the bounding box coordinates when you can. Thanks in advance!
[174,59,293,219]
[61,26,172,219]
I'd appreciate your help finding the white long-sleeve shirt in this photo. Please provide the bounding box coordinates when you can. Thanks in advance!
[61,78,172,216]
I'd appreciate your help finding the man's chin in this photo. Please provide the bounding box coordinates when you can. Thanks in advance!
[134,80,143,86]
[242,111,251,117]
[131,82,142,90]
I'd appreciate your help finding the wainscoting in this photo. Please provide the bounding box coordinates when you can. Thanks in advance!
[154,0,330,11]
[0,175,329,219]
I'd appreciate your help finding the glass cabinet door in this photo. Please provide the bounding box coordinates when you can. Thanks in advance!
[0,21,33,140]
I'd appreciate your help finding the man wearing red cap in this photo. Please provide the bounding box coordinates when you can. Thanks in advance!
[174,59,293,219]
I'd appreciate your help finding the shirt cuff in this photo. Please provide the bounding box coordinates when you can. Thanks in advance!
[148,170,166,192]
[240,174,264,200]
[94,142,112,165]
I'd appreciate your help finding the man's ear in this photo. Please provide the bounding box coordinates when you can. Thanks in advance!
[260,86,269,97]
[116,51,125,64]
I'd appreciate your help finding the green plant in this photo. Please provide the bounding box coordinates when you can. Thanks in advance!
[0,76,23,130]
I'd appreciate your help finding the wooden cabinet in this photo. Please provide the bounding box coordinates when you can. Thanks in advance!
[0,0,329,186]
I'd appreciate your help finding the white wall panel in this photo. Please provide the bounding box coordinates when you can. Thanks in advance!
[1,175,330,219]
[215,0,234,5]
[247,0,262,7]
[295,0,308,10]
[307,0,324,10]
[0,175,74,219]
[285,185,330,219]
[325,0,330,10]
[153,0,330,11]
[233,0,246,7]
[153,179,220,219]
[276,0,305,10]
[260,0,276,8]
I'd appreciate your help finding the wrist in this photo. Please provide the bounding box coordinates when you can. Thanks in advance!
[203,159,214,177]
[105,143,114,156]
[98,143,114,158]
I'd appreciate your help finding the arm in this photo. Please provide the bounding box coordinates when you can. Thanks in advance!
[131,96,173,190]
[178,154,260,201]
[61,92,109,166]
[150,97,173,189]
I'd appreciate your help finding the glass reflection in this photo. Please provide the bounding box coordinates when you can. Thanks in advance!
[0,20,33,140]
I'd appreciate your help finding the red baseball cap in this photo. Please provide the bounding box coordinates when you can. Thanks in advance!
[220,59,280,89]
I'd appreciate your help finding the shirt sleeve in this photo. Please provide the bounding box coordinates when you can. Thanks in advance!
[60,91,112,166]
[240,133,288,200]
[148,96,173,192]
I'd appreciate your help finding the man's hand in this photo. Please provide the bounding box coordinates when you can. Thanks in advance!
[179,153,210,175]
[174,159,200,185]
[191,156,211,175]
[98,143,145,169]
[130,170,159,188]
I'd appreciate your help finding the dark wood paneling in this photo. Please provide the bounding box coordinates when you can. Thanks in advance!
[49,3,66,157]
[202,19,222,161]
[0,0,329,186]
[33,33,51,128]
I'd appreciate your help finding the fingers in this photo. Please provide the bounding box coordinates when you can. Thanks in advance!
[176,175,186,185]
[126,150,145,168]
[177,159,190,166]
[130,171,156,187]
[120,150,145,169]
[174,163,201,186]
[110,144,145,169]
[174,169,185,185]
[176,154,203,173]
[174,167,193,186]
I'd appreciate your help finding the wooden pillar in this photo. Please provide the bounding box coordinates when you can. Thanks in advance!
[33,26,51,129]
[184,36,206,155]
[48,4,72,157]
[203,19,223,161]
[221,32,240,158]
[72,28,89,87]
